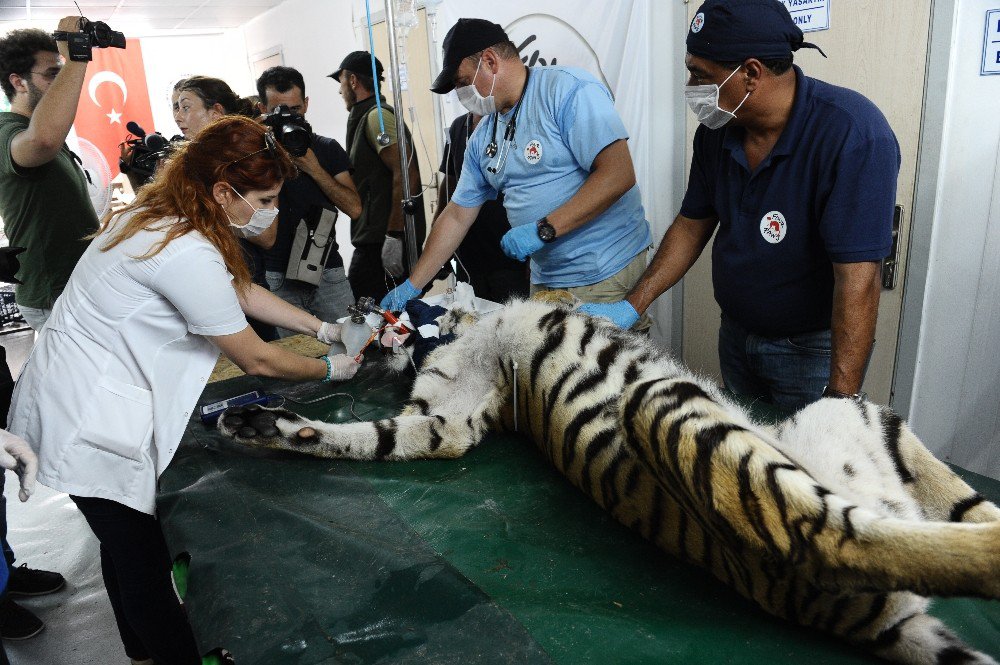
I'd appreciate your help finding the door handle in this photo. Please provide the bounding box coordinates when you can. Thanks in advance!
[881,205,903,290]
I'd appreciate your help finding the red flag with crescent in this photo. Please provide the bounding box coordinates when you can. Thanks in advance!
[74,38,154,178]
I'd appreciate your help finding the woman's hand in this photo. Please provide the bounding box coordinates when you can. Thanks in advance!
[317,321,342,345]
[327,353,361,381]
[0,430,37,502]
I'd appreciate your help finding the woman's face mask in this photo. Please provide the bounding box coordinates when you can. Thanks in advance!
[455,58,497,116]
[228,188,278,239]
[684,65,750,130]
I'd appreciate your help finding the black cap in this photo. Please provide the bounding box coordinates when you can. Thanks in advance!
[329,51,384,83]
[686,0,826,62]
[431,18,509,94]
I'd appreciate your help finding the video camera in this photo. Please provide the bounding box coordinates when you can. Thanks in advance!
[261,105,312,157]
[119,121,178,185]
[53,17,125,62]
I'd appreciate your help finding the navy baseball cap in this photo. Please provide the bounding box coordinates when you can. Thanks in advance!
[686,0,826,62]
[330,51,384,83]
[431,18,509,94]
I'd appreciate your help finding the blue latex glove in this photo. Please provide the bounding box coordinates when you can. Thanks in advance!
[500,224,545,261]
[578,300,640,329]
[380,279,420,312]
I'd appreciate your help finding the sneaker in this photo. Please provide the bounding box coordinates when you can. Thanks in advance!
[0,598,43,640]
[7,564,65,597]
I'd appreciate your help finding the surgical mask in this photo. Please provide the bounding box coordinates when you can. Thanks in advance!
[455,58,497,116]
[228,188,278,239]
[684,66,750,130]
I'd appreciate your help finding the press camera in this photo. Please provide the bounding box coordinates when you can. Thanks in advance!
[261,105,312,157]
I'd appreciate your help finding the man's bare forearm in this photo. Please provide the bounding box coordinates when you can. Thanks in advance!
[829,261,881,394]
[407,202,479,288]
[626,214,718,313]
[547,140,635,236]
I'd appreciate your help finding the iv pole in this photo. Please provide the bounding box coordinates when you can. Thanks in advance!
[381,0,420,274]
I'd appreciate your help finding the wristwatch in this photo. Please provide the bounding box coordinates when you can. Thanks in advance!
[536,217,557,243]
[822,386,866,401]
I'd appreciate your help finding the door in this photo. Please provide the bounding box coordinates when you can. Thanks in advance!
[681,0,931,405]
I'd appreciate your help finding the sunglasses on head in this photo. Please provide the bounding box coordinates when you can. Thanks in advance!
[223,131,279,169]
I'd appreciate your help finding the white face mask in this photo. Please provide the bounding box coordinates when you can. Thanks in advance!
[455,58,497,116]
[684,66,751,130]
[228,188,278,239]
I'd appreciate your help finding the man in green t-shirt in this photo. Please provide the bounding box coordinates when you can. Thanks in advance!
[329,51,426,303]
[0,18,99,331]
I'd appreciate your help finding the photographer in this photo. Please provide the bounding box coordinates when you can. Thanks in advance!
[256,66,361,334]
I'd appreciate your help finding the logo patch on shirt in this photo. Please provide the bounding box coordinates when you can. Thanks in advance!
[760,211,787,244]
[691,13,705,33]
[524,140,542,164]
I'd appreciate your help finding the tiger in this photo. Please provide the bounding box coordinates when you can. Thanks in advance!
[218,298,1000,665]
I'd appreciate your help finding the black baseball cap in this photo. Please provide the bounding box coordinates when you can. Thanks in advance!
[687,0,826,62]
[431,18,509,94]
[329,51,384,83]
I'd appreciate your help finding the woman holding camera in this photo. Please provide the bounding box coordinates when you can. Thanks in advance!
[8,116,358,665]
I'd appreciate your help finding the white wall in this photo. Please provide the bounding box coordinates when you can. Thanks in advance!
[140,31,253,138]
[907,0,1000,479]
[241,0,362,268]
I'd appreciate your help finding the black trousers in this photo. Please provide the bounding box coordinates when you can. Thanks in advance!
[70,495,200,664]
[348,242,397,304]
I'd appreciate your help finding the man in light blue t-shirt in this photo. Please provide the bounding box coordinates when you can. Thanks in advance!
[380,18,652,329]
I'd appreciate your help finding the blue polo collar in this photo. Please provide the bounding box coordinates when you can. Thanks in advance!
[722,65,810,171]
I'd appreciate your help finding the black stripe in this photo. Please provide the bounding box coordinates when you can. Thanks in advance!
[538,307,569,331]
[428,422,443,452]
[819,595,853,634]
[565,371,607,403]
[580,427,618,492]
[949,494,986,522]
[622,378,670,441]
[622,461,642,499]
[937,646,980,665]
[561,400,614,470]
[880,409,914,483]
[373,420,398,460]
[691,424,743,508]
[764,462,798,530]
[543,365,579,461]
[422,367,454,381]
[596,343,622,373]
[578,321,597,356]
[599,449,628,512]
[855,400,871,427]
[843,594,888,637]
[647,485,666,545]
[838,505,858,548]
[807,487,831,538]
[865,612,918,651]
[662,380,711,407]
[530,322,567,385]
[797,584,824,626]
[406,398,430,415]
[623,360,640,384]
[676,508,690,562]
[737,451,779,554]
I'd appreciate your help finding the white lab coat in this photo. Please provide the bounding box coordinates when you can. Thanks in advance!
[8,212,248,514]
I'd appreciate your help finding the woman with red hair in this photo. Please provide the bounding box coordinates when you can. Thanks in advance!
[8,116,358,664]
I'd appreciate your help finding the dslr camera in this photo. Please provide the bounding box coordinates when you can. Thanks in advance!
[261,105,312,157]
[53,17,126,62]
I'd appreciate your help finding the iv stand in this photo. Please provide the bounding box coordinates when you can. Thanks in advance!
[382,0,420,274]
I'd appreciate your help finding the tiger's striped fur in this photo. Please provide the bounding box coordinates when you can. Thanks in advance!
[220,299,1000,664]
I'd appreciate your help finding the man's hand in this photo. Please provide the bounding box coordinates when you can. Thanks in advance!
[0,430,37,502]
[578,300,640,329]
[381,235,405,278]
[293,148,323,178]
[54,16,85,61]
[380,279,420,312]
[500,224,545,261]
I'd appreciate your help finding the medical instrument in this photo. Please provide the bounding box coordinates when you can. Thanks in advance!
[486,67,531,175]
[200,391,280,426]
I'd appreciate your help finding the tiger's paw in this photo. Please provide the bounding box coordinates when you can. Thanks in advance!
[217,405,320,450]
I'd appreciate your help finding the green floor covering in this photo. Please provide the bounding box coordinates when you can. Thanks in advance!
[158,363,1000,665]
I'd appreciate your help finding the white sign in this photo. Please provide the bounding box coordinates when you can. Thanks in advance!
[983,9,1000,76]
[778,0,830,33]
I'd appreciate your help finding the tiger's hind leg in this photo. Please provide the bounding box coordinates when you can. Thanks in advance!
[620,378,1000,600]
[876,406,1000,523]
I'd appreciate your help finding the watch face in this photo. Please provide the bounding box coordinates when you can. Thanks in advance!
[537,221,556,242]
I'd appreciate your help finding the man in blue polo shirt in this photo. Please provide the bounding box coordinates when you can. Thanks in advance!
[380,18,652,328]
[584,0,899,410]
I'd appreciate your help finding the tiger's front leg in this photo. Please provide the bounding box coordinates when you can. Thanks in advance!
[218,405,479,460]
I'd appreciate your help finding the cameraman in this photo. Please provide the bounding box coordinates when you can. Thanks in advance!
[256,66,361,334]
[0,17,99,332]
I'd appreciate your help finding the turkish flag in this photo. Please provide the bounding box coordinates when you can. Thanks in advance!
[74,38,155,178]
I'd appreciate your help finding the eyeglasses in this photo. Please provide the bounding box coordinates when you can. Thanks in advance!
[27,70,60,82]
[222,131,278,170]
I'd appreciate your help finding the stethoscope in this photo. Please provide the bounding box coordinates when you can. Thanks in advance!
[485,67,530,175]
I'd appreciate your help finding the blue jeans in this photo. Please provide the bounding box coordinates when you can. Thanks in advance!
[265,267,355,338]
[718,315,832,412]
